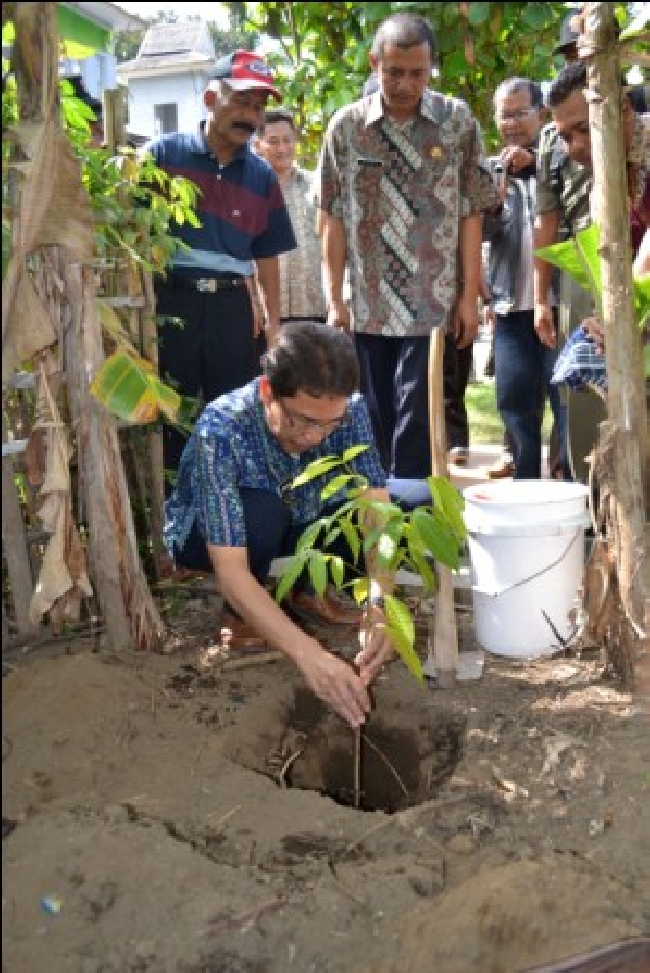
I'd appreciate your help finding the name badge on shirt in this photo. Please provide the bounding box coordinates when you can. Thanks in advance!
[357,157,383,168]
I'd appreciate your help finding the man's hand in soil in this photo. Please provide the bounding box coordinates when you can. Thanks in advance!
[294,644,372,729]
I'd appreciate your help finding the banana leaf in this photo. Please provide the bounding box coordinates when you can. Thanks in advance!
[90,349,181,425]
[535,223,650,329]
[535,224,602,305]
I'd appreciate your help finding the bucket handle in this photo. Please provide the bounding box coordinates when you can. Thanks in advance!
[472,529,582,598]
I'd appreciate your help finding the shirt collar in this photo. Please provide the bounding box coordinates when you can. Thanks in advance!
[192,121,249,163]
[364,87,444,128]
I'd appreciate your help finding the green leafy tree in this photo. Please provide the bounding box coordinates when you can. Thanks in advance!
[242,1,569,164]
[241,3,646,165]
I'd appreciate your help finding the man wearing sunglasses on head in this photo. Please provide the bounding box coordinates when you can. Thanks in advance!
[164,321,402,728]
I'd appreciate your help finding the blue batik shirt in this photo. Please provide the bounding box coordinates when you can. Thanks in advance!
[164,379,387,551]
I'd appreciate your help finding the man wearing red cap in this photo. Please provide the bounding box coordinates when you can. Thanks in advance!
[141,51,297,516]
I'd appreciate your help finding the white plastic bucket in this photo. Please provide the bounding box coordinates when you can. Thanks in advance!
[463,480,590,659]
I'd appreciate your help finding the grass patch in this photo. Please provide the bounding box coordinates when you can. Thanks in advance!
[466,379,503,445]
[466,378,553,446]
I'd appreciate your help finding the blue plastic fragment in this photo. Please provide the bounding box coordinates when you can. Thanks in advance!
[40,896,62,915]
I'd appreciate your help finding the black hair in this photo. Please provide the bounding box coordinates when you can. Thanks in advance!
[548,61,586,108]
[262,322,360,399]
[371,13,436,62]
[258,107,296,135]
[548,60,635,111]
[493,77,543,111]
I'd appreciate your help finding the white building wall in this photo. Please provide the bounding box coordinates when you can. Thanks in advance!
[61,53,117,98]
[126,70,210,141]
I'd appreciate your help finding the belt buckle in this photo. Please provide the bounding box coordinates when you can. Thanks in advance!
[196,278,216,293]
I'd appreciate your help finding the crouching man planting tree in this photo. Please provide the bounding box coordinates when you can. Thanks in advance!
[164,322,413,727]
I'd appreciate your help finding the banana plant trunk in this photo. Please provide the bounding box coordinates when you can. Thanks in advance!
[61,256,166,652]
[8,2,165,652]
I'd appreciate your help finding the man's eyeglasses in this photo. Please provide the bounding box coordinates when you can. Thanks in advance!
[495,107,539,122]
[277,399,349,436]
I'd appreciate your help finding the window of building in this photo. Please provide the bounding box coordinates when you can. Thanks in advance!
[154,102,178,135]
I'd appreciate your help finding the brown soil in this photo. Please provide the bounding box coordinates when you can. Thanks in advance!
[2,587,649,973]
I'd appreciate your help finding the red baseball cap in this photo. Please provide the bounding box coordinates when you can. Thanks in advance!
[210,50,281,101]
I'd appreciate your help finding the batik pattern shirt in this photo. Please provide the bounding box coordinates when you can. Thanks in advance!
[278,166,327,319]
[164,379,386,550]
[316,89,496,336]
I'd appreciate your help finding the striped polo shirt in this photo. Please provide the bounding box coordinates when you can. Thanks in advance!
[143,124,297,276]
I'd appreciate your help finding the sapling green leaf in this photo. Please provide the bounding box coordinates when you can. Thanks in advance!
[324,525,342,547]
[292,456,345,486]
[329,555,345,589]
[307,551,328,596]
[408,549,437,591]
[296,520,326,552]
[341,445,371,462]
[383,595,422,683]
[321,473,358,501]
[338,517,361,562]
[274,550,310,603]
[274,449,467,688]
[427,475,466,540]
[351,576,370,606]
[411,509,461,569]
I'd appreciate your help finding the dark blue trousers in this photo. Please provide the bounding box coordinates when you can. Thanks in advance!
[354,334,431,479]
[156,277,259,491]
[353,333,473,478]
[494,309,569,479]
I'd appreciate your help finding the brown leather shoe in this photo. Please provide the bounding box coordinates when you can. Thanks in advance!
[286,590,362,627]
[220,609,267,649]
[486,455,516,479]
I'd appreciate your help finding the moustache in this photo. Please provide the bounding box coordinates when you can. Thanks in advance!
[232,121,256,134]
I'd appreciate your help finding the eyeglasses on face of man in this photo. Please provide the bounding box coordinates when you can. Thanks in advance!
[495,107,539,123]
[277,399,350,436]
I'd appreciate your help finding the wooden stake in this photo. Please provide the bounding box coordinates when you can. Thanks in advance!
[428,328,458,687]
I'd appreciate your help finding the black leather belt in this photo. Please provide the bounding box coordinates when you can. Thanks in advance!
[167,273,247,293]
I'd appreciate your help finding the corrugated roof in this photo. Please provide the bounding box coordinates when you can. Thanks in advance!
[139,23,208,57]
[120,52,213,73]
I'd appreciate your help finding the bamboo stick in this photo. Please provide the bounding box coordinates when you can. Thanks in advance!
[428,328,458,686]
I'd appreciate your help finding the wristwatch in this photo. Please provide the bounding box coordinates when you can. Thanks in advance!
[363,595,385,611]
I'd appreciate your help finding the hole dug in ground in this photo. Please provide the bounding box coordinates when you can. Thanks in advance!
[237,686,466,813]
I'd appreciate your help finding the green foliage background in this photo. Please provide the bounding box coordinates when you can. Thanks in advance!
[241,1,575,163]
[111,2,641,166]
